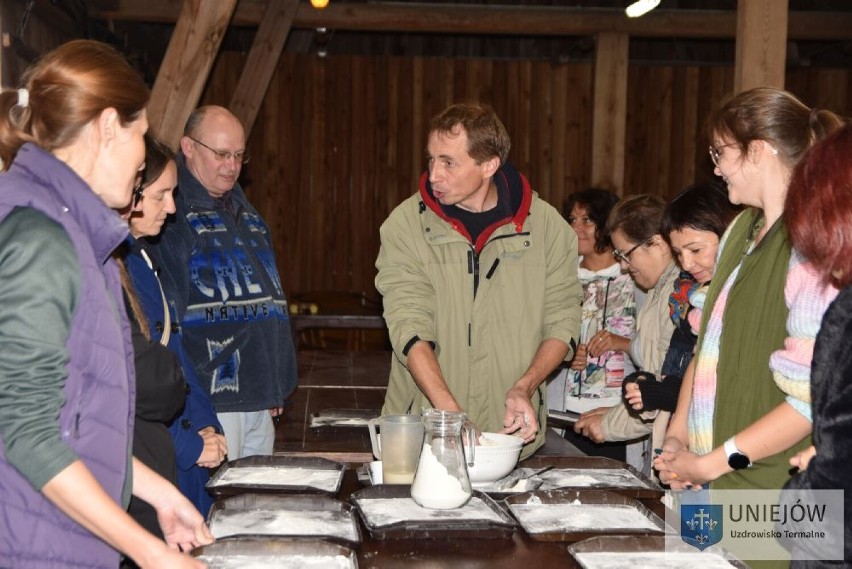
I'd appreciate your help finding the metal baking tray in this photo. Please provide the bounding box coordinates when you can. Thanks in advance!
[206,455,346,497]
[192,537,358,568]
[517,456,664,517]
[350,484,517,540]
[504,489,666,542]
[309,408,379,429]
[568,535,749,568]
[208,493,361,544]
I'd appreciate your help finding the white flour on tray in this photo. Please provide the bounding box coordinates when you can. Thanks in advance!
[510,503,659,533]
[357,497,504,527]
[197,554,352,569]
[210,466,340,491]
[573,551,737,569]
[209,509,358,542]
[539,468,647,489]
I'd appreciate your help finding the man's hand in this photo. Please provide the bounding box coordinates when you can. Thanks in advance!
[196,426,228,468]
[500,386,538,442]
[573,406,610,443]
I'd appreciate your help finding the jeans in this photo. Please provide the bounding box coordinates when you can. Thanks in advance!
[217,410,275,460]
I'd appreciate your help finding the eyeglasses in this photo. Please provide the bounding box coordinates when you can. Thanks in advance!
[709,143,737,167]
[612,240,648,265]
[567,215,596,227]
[132,169,145,208]
[189,137,250,164]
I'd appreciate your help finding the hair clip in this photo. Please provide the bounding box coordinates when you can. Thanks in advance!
[16,88,29,108]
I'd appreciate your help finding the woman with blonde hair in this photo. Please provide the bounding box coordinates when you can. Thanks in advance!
[656,88,845,496]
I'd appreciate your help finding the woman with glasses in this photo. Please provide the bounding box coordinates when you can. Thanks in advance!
[547,188,638,462]
[622,182,740,427]
[574,194,686,474]
[119,135,228,541]
[654,88,845,497]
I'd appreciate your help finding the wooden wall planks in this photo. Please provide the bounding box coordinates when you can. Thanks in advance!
[197,52,851,299]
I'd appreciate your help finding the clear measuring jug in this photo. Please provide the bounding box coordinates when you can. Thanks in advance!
[410,409,475,510]
[367,414,424,484]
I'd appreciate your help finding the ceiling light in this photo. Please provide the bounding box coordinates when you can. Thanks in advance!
[625,0,660,18]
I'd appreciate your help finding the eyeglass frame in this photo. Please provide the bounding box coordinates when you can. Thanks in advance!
[189,136,250,164]
[131,169,145,208]
[612,239,650,265]
[709,142,737,167]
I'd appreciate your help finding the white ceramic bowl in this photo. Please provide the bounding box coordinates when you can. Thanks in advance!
[464,432,524,483]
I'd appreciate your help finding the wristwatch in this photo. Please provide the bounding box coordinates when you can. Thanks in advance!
[724,437,752,470]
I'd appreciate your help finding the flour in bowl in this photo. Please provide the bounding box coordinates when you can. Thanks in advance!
[509,503,660,533]
[210,466,341,492]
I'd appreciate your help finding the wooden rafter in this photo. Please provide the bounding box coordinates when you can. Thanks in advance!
[147,0,238,148]
[229,0,298,136]
[90,2,852,41]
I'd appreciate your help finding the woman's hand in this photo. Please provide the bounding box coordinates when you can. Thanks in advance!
[573,406,610,443]
[154,494,213,553]
[654,437,701,490]
[587,330,630,358]
[139,544,209,568]
[789,445,817,472]
[623,382,644,411]
[570,344,588,371]
[196,426,227,468]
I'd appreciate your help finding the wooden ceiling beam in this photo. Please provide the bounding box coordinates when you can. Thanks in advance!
[90,2,852,41]
[147,0,238,148]
[229,0,298,136]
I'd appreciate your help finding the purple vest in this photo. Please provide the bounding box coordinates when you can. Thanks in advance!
[0,144,135,568]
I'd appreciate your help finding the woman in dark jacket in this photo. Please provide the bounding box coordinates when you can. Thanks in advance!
[780,123,852,566]
[122,289,187,539]
[123,134,227,519]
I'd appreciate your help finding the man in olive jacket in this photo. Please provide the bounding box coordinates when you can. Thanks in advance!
[376,102,581,459]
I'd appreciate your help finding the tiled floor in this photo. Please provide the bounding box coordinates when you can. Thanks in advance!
[275,350,391,458]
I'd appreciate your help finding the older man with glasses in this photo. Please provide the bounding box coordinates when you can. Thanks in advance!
[148,105,298,460]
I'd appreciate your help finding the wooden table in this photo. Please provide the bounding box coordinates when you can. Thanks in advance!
[288,436,590,568]
[336,464,578,569]
[269,349,658,567]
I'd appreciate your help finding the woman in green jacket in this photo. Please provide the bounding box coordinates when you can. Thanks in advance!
[655,88,844,492]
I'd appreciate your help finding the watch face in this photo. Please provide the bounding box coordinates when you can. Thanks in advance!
[729,452,750,470]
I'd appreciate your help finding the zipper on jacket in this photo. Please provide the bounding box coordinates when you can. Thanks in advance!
[467,247,481,347]
[468,248,481,297]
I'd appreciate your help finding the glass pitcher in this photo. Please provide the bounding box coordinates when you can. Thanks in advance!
[410,409,475,509]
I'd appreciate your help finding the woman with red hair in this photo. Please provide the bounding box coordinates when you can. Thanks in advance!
[781,124,852,566]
